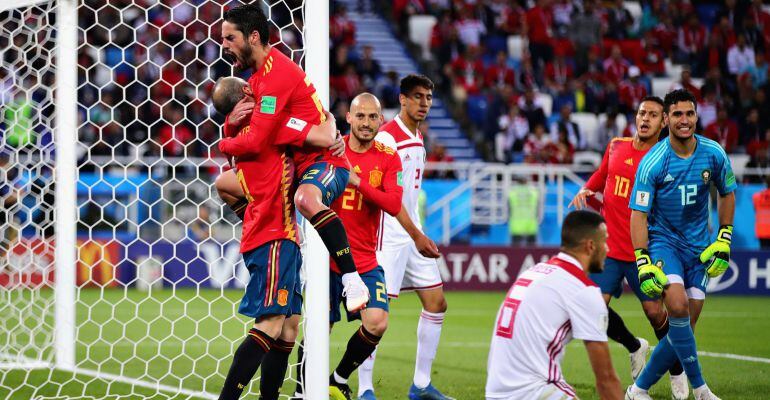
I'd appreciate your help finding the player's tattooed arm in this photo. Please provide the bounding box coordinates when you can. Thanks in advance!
[396,208,440,258]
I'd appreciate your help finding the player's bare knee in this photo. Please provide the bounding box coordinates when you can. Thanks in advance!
[279,316,301,342]
[363,317,388,337]
[253,316,285,339]
[294,187,324,217]
[667,299,690,318]
[424,296,447,313]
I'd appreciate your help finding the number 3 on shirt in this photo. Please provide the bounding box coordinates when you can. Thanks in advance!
[495,278,532,338]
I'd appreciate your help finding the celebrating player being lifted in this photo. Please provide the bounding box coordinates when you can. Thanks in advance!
[211,76,303,400]
[219,3,371,314]
[356,75,452,400]
[569,96,688,399]
[625,89,736,400]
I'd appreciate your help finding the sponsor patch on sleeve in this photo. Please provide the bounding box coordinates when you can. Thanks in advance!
[635,191,650,207]
[286,117,308,132]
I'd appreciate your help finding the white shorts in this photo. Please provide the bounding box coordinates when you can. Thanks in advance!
[377,241,443,297]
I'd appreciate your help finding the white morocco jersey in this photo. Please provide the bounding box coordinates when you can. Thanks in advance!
[375,115,426,247]
[486,253,608,400]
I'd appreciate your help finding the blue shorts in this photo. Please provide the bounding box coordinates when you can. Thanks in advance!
[299,162,349,206]
[649,240,708,298]
[590,258,656,302]
[330,266,389,323]
[239,240,303,319]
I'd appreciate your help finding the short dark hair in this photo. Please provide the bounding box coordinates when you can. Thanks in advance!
[223,4,270,46]
[561,210,605,249]
[638,95,664,111]
[400,74,434,96]
[663,89,697,113]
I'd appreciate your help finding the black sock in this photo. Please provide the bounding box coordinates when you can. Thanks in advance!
[607,307,641,353]
[231,198,248,220]
[259,339,295,400]
[219,328,275,400]
[310,210,356,274]
[334,326,381,379]
[294,339,305,395]
[654,315,684,376]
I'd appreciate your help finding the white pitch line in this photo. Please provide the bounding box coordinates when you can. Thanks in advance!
[69,367,218,400]
[694,351,770,364]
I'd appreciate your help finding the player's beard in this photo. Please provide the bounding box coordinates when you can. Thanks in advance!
[352,126,376,144]
[228,43,252,72]
[588,252,604,273]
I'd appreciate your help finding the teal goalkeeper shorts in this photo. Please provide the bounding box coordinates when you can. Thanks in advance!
[649,240,709,299]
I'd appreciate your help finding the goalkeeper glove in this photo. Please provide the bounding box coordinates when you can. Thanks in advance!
[636,248,668,297]
[700,225,733,278]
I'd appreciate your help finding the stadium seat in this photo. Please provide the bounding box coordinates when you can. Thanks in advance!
[652,77,674,97]
[573,151,602,168]
[571,112,599,146]
[625,1,642,22]
[507,35,526,61]
[730,154,750,179]
[409,15,437,59]
[597,113,628,134]
[535,92,553,116]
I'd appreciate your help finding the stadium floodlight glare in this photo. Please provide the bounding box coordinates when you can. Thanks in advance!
[0,0,329,398]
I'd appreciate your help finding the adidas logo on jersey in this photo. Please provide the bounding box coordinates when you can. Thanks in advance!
[625,158,633,166]
[664,174,675,182]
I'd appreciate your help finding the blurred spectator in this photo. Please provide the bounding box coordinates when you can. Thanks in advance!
[569,0,603,75]
[485,51,516,90]
[517,57,539,90]
[518,89,547,129]
[187,205,211,242]
[550,0,574,38]
[508,179,539,246]
[356,45,382,87]
[711,16,737,51]
[332,64,362,102]
[553,128,575,164]
[677,14,708,70]
[742,52,768,89]
[376,71,401,109]
[455,5,486,47]
[544,50,574,94]
[753,176,770,248]
[426,144,456,179]
[158,104,194,157]
[550,104,583,150]
[671,67,702,100]
[449,46,485,99]
[704,107,739,153]
[602,44,630,87]
[697,90,719,130]
[719,0,743,30]
[496,103,530,162]
[744,108,769,153]
[604,0,633,40]
[331,4,356,46]
[728,34,757,76]
[619,66,648,115]
[523,124,553,163]
[639,38,666,77]
[596,111,621,152]
[742,15,765,51]
[525,0,554,72]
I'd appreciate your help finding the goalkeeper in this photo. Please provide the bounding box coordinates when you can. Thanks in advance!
[625,89,736,400]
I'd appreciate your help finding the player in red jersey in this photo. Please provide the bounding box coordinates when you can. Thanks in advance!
[294,93,403,400]
[211,78,303,400]
[220,4,371,314]
[569,96,688,400]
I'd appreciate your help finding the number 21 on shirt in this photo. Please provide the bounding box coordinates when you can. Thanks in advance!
[495,278,533,338]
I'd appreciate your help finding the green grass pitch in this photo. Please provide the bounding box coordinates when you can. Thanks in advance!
[1,290,769,399]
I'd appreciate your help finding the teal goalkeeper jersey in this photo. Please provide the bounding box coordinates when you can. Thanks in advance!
[630,135,737,252]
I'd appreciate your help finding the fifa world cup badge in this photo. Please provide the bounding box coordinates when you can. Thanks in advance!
[701,169,711,184]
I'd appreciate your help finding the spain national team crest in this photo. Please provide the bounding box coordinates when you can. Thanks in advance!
[701,169,711,184]
[369,169,383,188]
[277,289,288,306]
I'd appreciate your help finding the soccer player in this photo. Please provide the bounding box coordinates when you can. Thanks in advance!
[213,78,303,400]
[221,4,370,312]
[328,93,402,399]
[357,74,451,400]
[569,96,688,398]
[625,89,736,400]
[486,210,622,400]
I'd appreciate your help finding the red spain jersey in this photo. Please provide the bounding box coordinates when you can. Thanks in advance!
[244,47,348,176]
[330,136,403,274]
[222,118,298,253]
[584,138,652,262]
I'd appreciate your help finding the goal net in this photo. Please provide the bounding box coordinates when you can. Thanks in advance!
[0,0,327,398]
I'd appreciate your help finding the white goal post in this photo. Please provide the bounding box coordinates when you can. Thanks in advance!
[0,0,330,398]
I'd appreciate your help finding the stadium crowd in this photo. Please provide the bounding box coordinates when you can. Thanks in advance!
[388,0,770,166]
